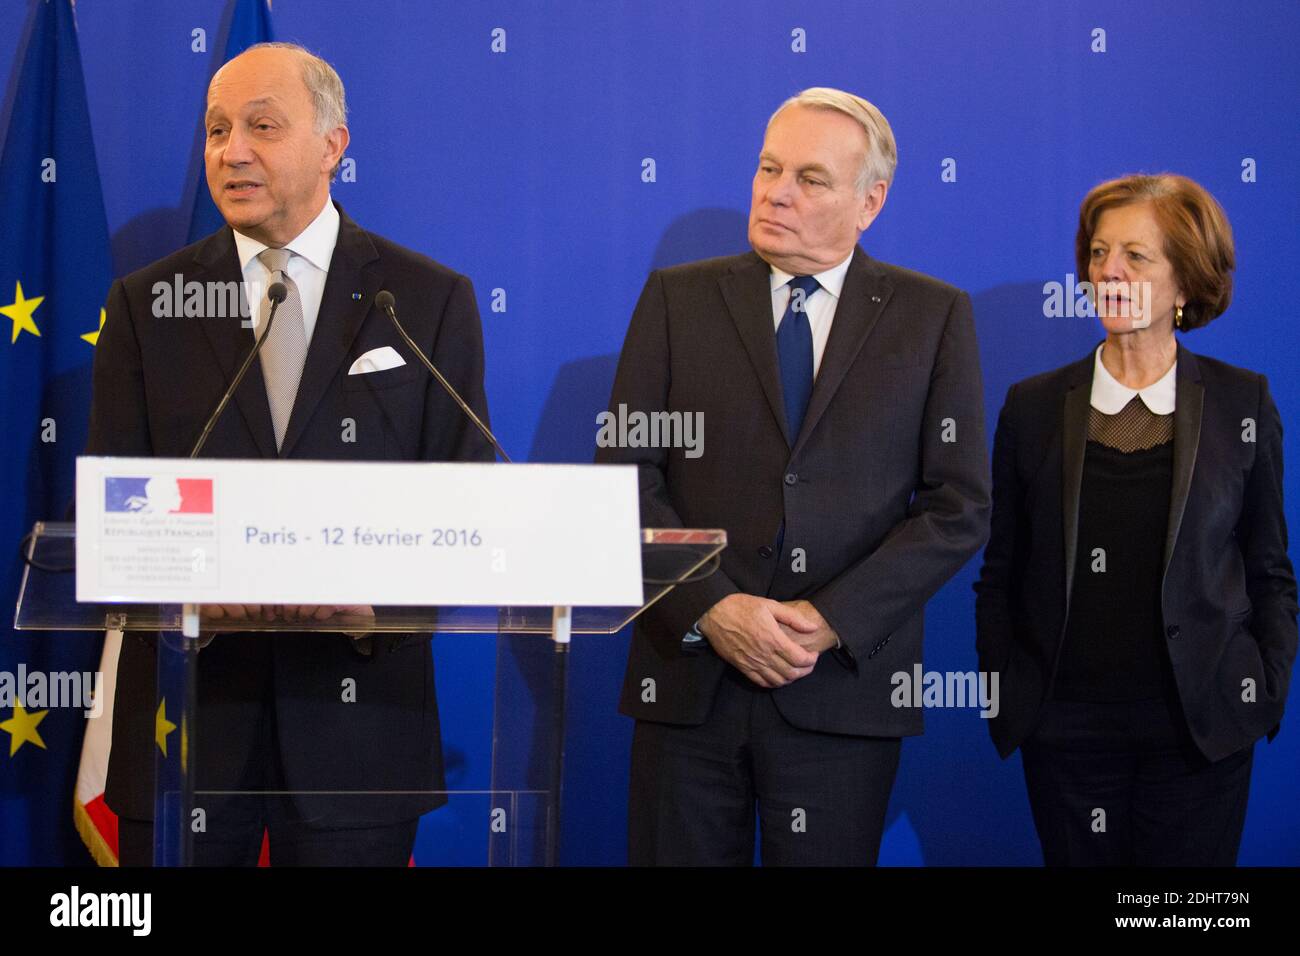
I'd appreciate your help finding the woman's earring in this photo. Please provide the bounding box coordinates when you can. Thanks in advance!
[1175,305,1184,329]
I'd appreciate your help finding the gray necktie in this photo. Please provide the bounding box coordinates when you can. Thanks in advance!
[256,247,307,450]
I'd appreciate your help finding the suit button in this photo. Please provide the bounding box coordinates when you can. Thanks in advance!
[784,473,798,486]
[1166,624,1180,639]
[758,545,774,558]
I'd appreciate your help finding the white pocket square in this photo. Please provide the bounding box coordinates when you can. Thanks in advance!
[348,346,407,375]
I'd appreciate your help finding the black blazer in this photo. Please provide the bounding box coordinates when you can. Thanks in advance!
[85,203,495,824]
[597,248,990,737]
[974,343,1298,762]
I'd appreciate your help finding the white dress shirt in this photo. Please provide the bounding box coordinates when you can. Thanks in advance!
[1090,342,1177,414]
[768,251,855,379]
[232,197,340,343]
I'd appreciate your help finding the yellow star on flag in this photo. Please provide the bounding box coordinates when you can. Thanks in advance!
[1,280,43,343]
[82,307,106,346]
[155,698,177,756]
[1,704,49,757]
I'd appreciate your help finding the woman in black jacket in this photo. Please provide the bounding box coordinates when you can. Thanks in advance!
[975,173,1297,865]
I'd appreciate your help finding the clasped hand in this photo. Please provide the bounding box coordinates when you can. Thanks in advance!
[200,604,374,626]
[697,594,840,688]
[197,605,377,645]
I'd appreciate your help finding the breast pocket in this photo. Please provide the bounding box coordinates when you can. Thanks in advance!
[342,363,422,392]
[340,366,428,461]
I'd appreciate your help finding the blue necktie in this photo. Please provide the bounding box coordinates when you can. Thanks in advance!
[777,275,819,441]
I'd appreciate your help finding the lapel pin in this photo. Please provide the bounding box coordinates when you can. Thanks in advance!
[352,292,362,300]
[871,295,882,303]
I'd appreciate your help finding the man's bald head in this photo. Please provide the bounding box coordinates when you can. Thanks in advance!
[203,43,349,246]
[210,43,347,138]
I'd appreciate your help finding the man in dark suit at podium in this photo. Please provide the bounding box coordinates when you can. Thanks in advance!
[598,88,990,865]
[85,43,494,865]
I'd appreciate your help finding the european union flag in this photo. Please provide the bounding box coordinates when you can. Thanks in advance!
[187,0,275,243]
[0,0,114,864]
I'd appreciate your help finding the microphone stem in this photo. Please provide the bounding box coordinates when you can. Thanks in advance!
[188,300,281,458]
[382,304,512,463]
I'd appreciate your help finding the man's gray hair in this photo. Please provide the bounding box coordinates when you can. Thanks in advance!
[238,41,348,134]
[769,87,898,191]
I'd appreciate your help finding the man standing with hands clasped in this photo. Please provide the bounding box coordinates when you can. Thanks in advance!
[598,88,990,865]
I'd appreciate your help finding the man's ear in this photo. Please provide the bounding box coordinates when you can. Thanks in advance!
[323,125,350,174]
[857,180,888,232]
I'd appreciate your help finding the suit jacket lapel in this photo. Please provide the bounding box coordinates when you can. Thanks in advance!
[791,246,891,458]
[191,228,278,458]
[1060,349,1094,618]
[1163,344,1204,575]
[278,204,382,458]
[719,253,790,444]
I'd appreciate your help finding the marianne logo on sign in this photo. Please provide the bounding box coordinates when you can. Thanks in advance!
[104,476,213,514]
[97,475,219,591]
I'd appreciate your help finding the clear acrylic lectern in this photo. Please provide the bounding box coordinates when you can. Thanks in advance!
[15,522,725,866]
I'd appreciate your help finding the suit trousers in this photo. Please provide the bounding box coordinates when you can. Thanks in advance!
[1020,696,1254,866]
[118,815,418,867]
[629,666,902,866]
[118,644,419,867]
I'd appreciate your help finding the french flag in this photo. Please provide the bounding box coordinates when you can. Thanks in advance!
[104,476,213,514]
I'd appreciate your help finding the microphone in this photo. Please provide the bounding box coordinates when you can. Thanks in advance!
[374,290,512,463]
[188,281,288,458]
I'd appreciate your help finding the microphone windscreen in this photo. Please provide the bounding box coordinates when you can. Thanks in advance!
[267,281,288,303]
[375,290,396,311]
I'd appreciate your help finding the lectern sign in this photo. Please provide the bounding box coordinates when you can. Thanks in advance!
[76,458,643,606]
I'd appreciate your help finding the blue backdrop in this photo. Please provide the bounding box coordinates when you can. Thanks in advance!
[1,0,1296,865]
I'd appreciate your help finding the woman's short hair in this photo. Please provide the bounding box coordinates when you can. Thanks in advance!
[1076,173,1235,330]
